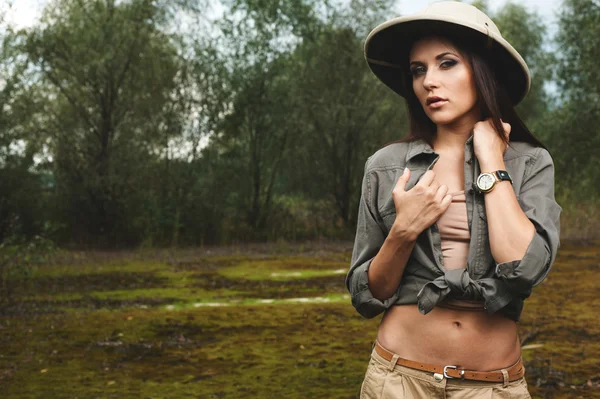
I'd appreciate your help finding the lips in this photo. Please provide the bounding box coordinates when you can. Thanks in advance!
[426,96,447,105]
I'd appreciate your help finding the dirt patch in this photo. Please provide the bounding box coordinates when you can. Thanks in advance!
[12,272,169,296]
[0,296,176,316]
[166,257,241,272]
[46,240,354,266]
[192,272,346,299]
[0,300,68,316]
[151,318,211,341]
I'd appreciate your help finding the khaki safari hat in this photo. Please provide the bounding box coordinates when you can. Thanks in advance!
[364,1,531,105]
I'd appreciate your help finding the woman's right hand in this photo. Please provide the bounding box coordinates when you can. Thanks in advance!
[390,168,453,241]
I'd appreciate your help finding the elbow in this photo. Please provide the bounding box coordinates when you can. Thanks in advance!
[347,262,397,319]
[347,270,394,319]
[495,232,554,295]
[346,258,399,319]
[352,289,389,319]
[493,220,536,265]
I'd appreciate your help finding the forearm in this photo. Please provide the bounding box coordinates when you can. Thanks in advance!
[368,224,417,301]
[480,159,535,263]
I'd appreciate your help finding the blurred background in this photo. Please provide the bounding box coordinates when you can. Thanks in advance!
[0,0,597,250]
[0,0,598,398]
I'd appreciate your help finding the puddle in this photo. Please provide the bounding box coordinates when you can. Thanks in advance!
[271,272,303,277]
[164,295,351,310]
[270,269,347,278]
[192,303,228,307]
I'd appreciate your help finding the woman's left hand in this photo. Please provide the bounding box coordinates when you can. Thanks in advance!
[473,118,511,164]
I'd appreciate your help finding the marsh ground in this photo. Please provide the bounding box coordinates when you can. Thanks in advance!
[1,240,598,398]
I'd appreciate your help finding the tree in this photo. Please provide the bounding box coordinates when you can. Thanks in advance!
[22,0,184,245]
[285,26,406,226]
[208,0,323,234]
[546,0,600,200]
[0,14,48,242]
[492,2,553,129]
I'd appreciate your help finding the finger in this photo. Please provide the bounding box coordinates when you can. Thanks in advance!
[395,167,411,192]
[429,179,440,194]
[434,184,449,202]
[440,193,453,210]
[417,170,435,187]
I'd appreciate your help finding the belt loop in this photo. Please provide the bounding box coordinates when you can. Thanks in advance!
[501,369,509,388]
[389,354,400,371]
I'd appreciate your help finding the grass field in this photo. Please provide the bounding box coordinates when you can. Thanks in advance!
[1,240,599,398]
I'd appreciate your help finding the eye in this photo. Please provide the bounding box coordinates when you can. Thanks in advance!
[440,60,457,68]
[410,66,426,77]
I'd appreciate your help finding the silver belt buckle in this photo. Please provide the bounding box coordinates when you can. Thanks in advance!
[443,365,464,379]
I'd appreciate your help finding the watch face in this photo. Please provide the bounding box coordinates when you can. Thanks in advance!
[477,173,495,191]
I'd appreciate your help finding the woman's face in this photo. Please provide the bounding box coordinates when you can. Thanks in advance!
[408,36,480,128]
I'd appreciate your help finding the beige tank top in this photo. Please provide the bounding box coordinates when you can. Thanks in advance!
[436,190,486,310]
[437,190,470,270]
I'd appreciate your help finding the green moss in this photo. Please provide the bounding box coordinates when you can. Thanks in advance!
[218,257,347,280]
[2,243,599,398]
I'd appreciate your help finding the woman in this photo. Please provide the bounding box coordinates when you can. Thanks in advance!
[346,2,561,398]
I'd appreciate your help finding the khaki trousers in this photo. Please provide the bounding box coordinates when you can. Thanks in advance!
[359,345,532,398]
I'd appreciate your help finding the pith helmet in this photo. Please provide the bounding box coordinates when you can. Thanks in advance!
[364,1,531,105]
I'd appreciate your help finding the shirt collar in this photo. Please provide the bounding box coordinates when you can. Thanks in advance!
[406,134,474,162]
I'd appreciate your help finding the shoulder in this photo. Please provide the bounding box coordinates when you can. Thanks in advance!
[365,141,412,172]
[505,141,553,163]
[503,142,557,197]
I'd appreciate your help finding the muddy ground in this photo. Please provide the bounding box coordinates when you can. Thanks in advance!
[0,239,598,398]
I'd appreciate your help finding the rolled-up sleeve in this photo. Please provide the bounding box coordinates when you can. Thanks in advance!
[494,148,562,298]
[345,159,400,318]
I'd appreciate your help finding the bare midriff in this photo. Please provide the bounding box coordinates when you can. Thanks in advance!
[376,303,521,371]
[374,151,522,371]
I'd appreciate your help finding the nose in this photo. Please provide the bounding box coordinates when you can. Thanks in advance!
[423,69,439,91]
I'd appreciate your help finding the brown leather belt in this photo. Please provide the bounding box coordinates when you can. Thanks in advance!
[374,341,525,383]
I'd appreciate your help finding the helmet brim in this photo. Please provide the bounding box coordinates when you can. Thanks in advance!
[364,16,531,105]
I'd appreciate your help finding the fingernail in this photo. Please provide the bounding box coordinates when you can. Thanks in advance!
[403,167,408,175]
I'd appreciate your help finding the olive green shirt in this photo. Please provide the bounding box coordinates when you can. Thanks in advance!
[346,135,562,321]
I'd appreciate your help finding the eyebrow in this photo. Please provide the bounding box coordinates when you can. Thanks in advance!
[409,52,457,66]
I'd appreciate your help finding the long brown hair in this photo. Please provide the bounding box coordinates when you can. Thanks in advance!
[386,33,546,150]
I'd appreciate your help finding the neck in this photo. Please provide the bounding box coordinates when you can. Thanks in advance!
[432,128,471,152]
[432,114,480,152]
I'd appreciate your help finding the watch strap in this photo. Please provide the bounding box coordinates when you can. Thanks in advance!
[494,170,513,184]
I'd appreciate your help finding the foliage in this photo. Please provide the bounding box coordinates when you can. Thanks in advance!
[492,2,554,128]
[0,234,56,305]
[0,0,596,248]
[548,0,600,203]
[20,0,186,246]
[283,26,406,225]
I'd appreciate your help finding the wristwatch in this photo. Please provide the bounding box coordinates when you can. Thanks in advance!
[475,170,513,193]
